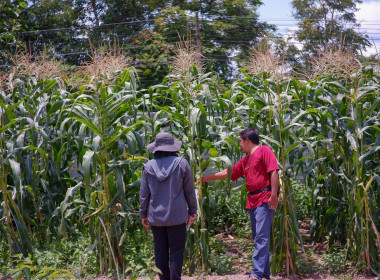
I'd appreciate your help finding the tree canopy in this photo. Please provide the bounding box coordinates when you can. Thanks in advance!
[2,0,274,83]
[0,0,373,82]
[292,0,370,54]
[0,0,27,64]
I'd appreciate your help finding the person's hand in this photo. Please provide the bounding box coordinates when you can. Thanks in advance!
[141,217,149,229]
[187,214,197,230]
[267,194,278,210]
[197,176,204,185]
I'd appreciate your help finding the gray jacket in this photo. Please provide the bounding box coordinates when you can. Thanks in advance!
[139,156,197,226]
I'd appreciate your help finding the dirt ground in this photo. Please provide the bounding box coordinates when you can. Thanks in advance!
[134,274,377,280]
[3,221,377,280]
[88,273,377,280]
[131,220,378,280]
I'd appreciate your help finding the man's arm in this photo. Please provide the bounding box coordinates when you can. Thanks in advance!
[201,168,228,183]
[267,169,279,209]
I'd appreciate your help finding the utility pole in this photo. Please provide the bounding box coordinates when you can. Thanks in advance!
[91,0,99,26]
[195,12,202,54]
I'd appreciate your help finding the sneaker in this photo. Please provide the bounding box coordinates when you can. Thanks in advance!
[247,272,270,280]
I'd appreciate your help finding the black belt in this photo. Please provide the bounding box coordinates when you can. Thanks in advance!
[249,186,271,195]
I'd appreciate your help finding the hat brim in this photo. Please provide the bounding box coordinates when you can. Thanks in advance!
[147,140,182,153]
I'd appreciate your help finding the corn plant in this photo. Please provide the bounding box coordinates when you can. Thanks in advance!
[0,87,20,265]
[0,76,68,263]
[235,71,306,275]
[1,45,379,278]
[304,69,380,273]
[57,67,145,276]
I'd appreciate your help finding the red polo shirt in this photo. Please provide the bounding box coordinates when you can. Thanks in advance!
[231,146,279,209]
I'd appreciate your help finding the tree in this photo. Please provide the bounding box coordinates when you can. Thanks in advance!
[0,0,27,64]
[87,0,275,83]
[20,0,88,64]
[151,0,275,80]
[13,0,275,83]
[292,0,370,54]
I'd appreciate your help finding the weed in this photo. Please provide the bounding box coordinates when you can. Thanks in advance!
[209,254,233,275]
[297,249,322,275]
[292,179,313,222]
[0,236,97,278]
[8,254,74,280]
[322,248,347,274]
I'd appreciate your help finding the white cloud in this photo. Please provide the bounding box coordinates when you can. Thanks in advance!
[356,1,380,22]
[356,1,380,56]
[257,0,380,56]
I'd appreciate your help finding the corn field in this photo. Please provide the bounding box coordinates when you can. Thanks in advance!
[0,49,379,278]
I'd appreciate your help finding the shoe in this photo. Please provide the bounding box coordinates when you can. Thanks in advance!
[247,272,270,279]
[248,275,270,280]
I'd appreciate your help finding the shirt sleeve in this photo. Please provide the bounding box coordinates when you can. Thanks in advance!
[231,158,245,181]
[182,159,197,215]
[262,146,280,173]
[139,168,150,219]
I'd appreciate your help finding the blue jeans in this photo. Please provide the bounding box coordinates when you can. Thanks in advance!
[249,203,274,280]
[151,223,186,280]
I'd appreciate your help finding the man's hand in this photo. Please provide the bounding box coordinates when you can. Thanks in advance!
[267,194,278,210]
[268,170,279,210]
[141,217,149,229]
[196,177,203,185]
[187,214,197,230]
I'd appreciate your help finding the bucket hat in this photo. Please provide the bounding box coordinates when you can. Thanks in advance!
[147,132,182,153]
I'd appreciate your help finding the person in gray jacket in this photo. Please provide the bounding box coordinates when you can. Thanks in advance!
[140,132,197,280]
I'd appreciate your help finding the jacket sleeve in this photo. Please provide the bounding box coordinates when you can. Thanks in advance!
[182,159,197,215]
[139,168,150,219]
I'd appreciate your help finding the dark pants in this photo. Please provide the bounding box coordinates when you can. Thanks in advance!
[151,223,186,280]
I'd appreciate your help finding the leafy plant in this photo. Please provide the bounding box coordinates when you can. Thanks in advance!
[296,249,322,275]
[209,237,233,275]
[322,248,347,274]
[0,42,379,278]
[8,254,75,280]
[292,179,313,222]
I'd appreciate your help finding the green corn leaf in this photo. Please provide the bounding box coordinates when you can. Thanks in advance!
[9,159,21,190]
[209,155,233,180]
[282,141,301,158]
[90,205,105,217]
[126,132,136,154]
[359,146,380,163]
[73,116,102,135]
[0,119,18,133]
[83,150,94,188]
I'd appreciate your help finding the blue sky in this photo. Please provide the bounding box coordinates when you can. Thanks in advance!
[257,0,380,55]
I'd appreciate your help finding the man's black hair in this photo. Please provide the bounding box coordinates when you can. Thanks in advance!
[154,151,178,159]
[240,128,260,145]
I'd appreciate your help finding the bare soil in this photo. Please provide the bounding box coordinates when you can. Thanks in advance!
[4,221,374,280]
[135,275,376,280]
[1,238,377,280]
[90,273,377,280]
[131,219,377,280]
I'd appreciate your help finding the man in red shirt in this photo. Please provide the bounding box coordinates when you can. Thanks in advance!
[201,128,279,280]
